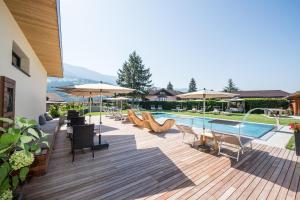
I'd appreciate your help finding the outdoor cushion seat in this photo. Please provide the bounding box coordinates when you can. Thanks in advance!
[39,115,46,125]
[44,113,53,121]
[40,119,59,133]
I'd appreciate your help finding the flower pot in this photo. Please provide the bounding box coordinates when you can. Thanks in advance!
[294,132,300,156]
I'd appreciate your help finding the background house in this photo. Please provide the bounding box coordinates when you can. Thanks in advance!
[145,88,183,101]
[235,90,290,98]
[0,0,63,121]
[288,92,300,116]
[46,93,66,111]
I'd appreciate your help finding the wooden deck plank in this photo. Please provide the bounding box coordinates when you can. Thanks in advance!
[215,147,281,200]
[22,117,300,200]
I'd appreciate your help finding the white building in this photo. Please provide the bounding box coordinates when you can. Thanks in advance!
[0,0,63,121]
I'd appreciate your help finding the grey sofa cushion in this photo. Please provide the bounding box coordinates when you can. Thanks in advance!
[44,113,53,121]
[39,115,46,125]
[38,119,59,150]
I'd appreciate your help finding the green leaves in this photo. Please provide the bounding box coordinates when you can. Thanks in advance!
[0,118,13,125]
[27,128,40,139]
[0,116,46,193]
[12,176,19,190]
[0,162,10,186]
[20,135,32,144]
[19,167,29,182]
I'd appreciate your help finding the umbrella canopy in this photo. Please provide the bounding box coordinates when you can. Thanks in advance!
[177,89,238,131]
[177,90,238,99]
[58,83,134,126]
[58,83,134,96]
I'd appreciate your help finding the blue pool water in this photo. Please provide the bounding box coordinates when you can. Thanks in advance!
[152,113,275,138]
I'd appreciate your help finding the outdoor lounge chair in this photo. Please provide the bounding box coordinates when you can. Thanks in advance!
[127,109,145,127]
[71,124,95,162]
[142,112,175,133]
[150,105,156,110]
[157,105,163,110]
[213,131,253,161]
[176,125,198,147]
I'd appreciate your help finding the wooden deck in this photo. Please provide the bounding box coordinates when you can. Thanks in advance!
[23,117,300,200]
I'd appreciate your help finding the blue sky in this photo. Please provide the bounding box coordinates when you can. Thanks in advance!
[60,0,300,92]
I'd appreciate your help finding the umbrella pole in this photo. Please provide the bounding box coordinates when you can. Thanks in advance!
[89,93,92,124]
[99,91,102,127]
[203,97,206,132]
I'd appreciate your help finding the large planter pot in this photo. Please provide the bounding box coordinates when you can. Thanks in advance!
[294,132,300,156]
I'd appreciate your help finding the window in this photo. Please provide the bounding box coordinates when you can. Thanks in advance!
[12,41,30,76]
[7,88,14,112]
[12,51,21,68]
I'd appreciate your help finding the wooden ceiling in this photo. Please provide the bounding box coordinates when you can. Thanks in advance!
[4,0,63,77]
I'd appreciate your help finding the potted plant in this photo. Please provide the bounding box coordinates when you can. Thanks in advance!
[0,117,48,200]
[290,122,300,156]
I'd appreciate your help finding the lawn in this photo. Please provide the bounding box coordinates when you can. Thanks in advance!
[85,110,300,126]
[164,111,299,126]
[286,136,295,150]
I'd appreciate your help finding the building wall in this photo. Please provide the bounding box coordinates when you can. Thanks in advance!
[146,95,178,101]
[0,0,47,121]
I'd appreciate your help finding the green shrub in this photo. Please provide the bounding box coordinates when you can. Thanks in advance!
[49,104,60,118]
[244,98,289,113]
[140,98,289,113]
[139,100,223,111]
[0,117,48,199]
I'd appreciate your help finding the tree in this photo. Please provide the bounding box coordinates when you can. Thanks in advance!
[117,51,152,99]
[188,78,197,92]
[167,81,174,90]
[223,78,239,92]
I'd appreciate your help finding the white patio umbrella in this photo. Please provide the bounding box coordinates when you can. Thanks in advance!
[58,83,134,127]
[177,89,238,130]
[105,97,129,112]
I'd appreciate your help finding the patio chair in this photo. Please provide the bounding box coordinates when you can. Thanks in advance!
[213,131,253,161]
[70,116,86,126]
[127,109,145,127]
[212,107,220,114]
[150,105,156,110]
[71,124,95,162]
[157,105,163,110]
[176,125,198,147]
[142,112,175,133]
[67,110,79,126]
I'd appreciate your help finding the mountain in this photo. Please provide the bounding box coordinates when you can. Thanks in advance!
[47,63,117,101]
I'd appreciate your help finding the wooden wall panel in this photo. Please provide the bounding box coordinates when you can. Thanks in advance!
[4,0,63,77]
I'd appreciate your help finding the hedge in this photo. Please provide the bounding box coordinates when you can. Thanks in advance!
[139,98,289,113]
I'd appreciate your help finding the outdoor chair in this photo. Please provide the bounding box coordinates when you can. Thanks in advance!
[70,116,86,126]
[68,116,86,138]
[150,105,156,110]
[176,125,198,147]
[213,131,253,161]
[71,124,95,162]
[67,110,79,126]
[127,109,145,127]
[142,112,175,133]
[157,105,163,110]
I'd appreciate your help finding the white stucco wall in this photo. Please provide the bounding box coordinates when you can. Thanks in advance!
[0,0,47,121]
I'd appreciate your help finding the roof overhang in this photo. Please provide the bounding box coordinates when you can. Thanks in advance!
[4,0,63,77]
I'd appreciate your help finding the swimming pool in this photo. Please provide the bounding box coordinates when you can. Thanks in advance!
[152,112,275,138]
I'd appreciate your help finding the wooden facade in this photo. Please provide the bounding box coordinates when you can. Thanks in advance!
[289,92,300,116]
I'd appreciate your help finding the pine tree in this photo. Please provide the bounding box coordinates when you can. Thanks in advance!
[117,51,152,99]
[223,78,239,92]
[167,81,174,90]
[188,78,197,92]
